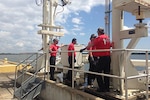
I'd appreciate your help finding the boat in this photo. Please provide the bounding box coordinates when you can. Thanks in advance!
[1,0,150,100]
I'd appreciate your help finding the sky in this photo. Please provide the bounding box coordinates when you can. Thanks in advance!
[0,0,150,53]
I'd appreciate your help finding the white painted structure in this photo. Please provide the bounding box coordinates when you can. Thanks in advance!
[61,45,84,67]
[37,0,68,71]
[112,0,150,96]
[35,0,150,99]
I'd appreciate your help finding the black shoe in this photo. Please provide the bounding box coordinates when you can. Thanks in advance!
[97,88,104,92]
[104,89,110,92]
[64,79,71,86]
[50,78,56,81]
[104,87,110,92]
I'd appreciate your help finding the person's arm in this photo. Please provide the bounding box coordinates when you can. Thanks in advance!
[49,45,53,53]
[89,47,93,57]
[80,42,93,52]
[57,45,60,50]
[38,47,43,51]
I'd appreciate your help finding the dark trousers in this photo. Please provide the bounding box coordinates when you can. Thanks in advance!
[95,56,111,92]
[49,56,56,81]
[66,56,76,82]
[87,56,96,85]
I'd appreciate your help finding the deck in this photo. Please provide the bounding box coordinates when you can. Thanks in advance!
[0,73,17,100]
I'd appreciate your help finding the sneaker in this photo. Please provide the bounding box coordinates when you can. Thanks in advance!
[87,85,94,88]
[79,86,85,89]
[87,85,91,88]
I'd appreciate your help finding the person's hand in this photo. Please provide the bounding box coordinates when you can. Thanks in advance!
[90,57,97,66]
[80,49,84,52]
[91,57,95,65]
[93,61,97,66]
[80,48,86,52]
[38,47,43,51]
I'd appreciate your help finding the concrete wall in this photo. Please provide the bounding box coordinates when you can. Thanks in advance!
[17,72,104,100]
[39,79,104,100]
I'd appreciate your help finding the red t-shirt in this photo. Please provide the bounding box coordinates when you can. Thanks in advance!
[93,34,111,57]
[68,43,76,57]
[50,44,59,56]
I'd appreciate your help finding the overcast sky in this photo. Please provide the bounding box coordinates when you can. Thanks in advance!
[0,0,150,53]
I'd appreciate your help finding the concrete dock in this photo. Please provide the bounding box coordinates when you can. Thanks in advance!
[0,59,18,100]
[0,73,17,100]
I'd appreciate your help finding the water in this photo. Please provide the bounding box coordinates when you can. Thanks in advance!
[131,53,150,71]
[131,53,150,60]
[0,53,39,63]
[0,53,149,71]
[83,53,150,71]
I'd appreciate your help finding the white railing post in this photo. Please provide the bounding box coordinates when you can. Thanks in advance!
[124,50,128,100]
[145,51,149,100]
[72,50,75,88]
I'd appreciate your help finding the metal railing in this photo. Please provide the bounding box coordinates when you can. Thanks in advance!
[1,49,150,100]
[48,49,150,100]
[13,52,46,99]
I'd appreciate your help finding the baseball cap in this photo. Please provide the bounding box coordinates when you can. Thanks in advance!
[72,38,77,42]
[90,34,96,39]
[97,27,104,33]
[53,38,59,42]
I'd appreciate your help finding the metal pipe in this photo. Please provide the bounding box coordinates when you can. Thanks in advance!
[105,0,111,36]
[124,50,128,100]
[72,52,75,88]
[145,51,149,100]
[112,0,124,93]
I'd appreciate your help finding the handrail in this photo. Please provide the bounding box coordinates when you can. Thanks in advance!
[8,48,150,100]
[21,80,43,99]
[50,65,125,79]
[13,53,45,98]
[14,53,37,98]
[21,66,45,86]
[49,48,150,100]
[16,54,43,80]
[15,53,36,69]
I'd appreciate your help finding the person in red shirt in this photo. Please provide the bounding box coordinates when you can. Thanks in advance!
[49,38,59,81]
[66,38,77,86]
[87,34,97,86]
[80,27,113,92]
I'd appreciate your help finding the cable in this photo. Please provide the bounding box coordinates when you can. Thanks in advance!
[55,6,64,17]
[54,0,71,19]
[35,0,43,6]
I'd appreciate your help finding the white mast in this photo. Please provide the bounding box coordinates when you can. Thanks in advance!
[36,0,69,72]
[112,1,124,94]
[112,0,150,96]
